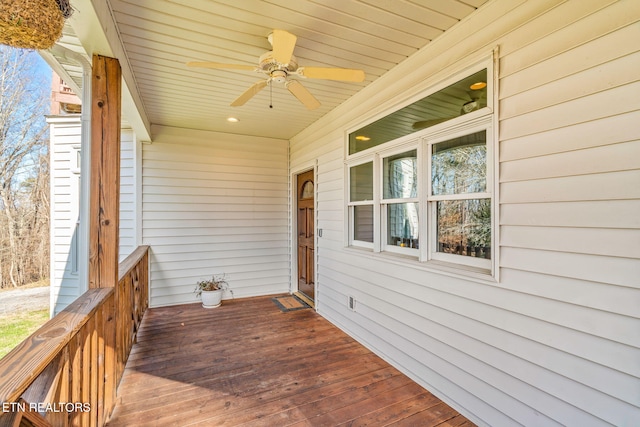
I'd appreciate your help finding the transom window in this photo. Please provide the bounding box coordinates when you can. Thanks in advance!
[346,62,494,273]
[349,68,488,155]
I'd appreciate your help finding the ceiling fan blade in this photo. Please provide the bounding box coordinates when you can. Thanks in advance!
[187,61,256,71]
[286,80,320,110]
[271,29,297,65]
[231,80,268,107]
[298,66,365,82]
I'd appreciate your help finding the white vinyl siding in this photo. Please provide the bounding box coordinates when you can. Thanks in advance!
[49,117,139,315]
[290,1,640,426]
[119,129,137,261]
[49,116,82,315]
[142,125,289,307]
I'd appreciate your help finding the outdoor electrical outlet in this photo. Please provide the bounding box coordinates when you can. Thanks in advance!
[348,296,356,311]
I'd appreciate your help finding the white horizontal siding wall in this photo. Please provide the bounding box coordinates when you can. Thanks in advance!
[290,1,640,426]
[143,125,289,307]
[49,118,139,314]
[119,128,137,261]
[49,116,82,315]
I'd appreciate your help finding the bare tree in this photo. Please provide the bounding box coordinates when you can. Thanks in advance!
[0,46,49,288]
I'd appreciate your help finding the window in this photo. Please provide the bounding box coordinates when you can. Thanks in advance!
[301,181,314,199]
[382,149,419,254]
[71,146,81,173]
[428,129,491,268]
[349,68,488,155]
[346,62,494,274]
[348,161,374,246]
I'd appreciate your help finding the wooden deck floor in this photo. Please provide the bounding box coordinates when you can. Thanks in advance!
[107,295,474,427]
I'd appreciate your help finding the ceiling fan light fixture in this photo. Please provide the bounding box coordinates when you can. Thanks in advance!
[355,135,370,141]
[227,117,239,123]
[470,81,487,90]
[271,69,287,84]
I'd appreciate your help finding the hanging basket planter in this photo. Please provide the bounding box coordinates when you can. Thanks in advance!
[0,0,73,50]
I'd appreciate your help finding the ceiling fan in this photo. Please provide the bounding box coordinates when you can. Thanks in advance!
[187,29,366,110]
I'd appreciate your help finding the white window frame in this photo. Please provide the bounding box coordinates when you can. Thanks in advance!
[71,145,81,174]
[347,158,376,249]
[379,143,420,256]
[344,55,497,276]
[424,119,493,269]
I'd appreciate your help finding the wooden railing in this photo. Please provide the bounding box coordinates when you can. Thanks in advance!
[115,245,149,381]
[0,245,149,427]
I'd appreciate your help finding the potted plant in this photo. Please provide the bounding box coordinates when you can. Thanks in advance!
[194,274,228,308]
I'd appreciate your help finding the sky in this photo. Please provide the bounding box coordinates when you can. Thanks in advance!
[30,51,53,109]
[8,48,54,179]
[33,52,52,84]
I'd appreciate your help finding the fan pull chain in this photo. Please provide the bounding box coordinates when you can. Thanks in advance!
[269,82,273,109]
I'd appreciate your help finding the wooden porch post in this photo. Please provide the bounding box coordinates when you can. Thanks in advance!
[89,54,121,423]
[89,55,121,289]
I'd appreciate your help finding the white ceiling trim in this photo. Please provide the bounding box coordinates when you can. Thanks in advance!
[68,0,152,142]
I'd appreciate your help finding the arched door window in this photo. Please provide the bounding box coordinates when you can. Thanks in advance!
[300,181,314,199]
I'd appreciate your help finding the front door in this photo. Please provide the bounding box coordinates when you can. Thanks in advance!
[297,170,315,302]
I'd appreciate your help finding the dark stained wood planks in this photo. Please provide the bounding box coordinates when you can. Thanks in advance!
[106,296,475,427]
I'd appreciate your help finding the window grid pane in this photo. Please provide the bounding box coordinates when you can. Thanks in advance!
[436,199,490,259]
[386,203,419,249]
[383,150,417,200]
[431,131,486,196]
[353,205,374,243]
[350,162,373,202]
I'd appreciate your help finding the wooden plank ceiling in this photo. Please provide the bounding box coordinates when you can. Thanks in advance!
[96,0,487,140]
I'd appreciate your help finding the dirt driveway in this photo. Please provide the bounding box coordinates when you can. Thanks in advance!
[0,286,49,316]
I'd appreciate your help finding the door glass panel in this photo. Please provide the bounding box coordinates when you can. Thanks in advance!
[436,199,491,259]
[301,181,314,199]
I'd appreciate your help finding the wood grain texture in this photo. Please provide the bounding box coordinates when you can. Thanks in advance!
[89,55,122,289]
[0,247,149,427]
[106,296,473,426]
[0,289,112,404]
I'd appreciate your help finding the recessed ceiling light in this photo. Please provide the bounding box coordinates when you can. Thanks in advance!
[355,135,370,141]
[470,82,487,90]
[227,117,239,123]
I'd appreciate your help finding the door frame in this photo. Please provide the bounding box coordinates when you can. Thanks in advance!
[291,163,317,309]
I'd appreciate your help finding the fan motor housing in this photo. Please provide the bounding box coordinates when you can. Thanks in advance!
[259,51,298,82]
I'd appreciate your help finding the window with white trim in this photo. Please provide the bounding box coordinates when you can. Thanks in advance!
[428,126,492,269]
[348,160,374,247]
[346,61,495,273]
[382,148,419,254]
